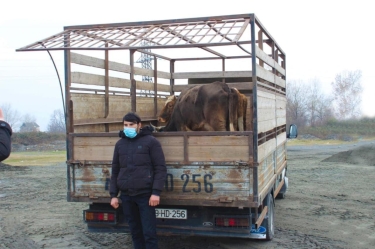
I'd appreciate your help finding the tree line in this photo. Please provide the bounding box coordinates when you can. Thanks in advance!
[287,70,363,129]
[0,104,65,133]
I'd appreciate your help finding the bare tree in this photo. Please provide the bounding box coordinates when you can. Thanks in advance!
[22,114,37,123]
[314,95,334,125]
[47,109,65,133]
[286,80,309,128]
[331,70,363,119]
[305,79,333,126]
[0,103,21,130]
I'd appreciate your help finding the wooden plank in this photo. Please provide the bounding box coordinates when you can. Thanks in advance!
[71,93,166,125]
[156,137,185,162]
[255,65,275,83]
[258,119,276,133]
[255,46,286,76]
[188,136,250,162]
[257,89,276,100]
[70,52,171,79]
[258,138,276,162]
[256,65,286,89]
[172,71,252,79]
[73,137,117,161]
[71,72,171,92]
[276,133,287,147]
[276,117,286,126]
[275,77,286,88]
[258,108,276,122]
[173,82,254,92]
[74,137,118,146]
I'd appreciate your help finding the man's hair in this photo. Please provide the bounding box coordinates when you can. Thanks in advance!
[123,112,141,124]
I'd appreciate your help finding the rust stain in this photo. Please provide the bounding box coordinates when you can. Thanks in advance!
[82,166,96,182]
[183,170,191,175]
[203,165,211,170]
[209,171,216,176]
[102,167,110,177]
[228,168,242,179]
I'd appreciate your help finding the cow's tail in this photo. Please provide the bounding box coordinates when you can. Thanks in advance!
[228,88,239,131]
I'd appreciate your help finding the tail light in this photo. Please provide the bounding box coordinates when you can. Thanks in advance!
[215,217,249,228]
[83,210,117,224]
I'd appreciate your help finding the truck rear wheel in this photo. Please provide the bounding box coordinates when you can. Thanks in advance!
[263,193,274,240]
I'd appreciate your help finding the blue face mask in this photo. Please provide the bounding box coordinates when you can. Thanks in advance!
[124,127,137,138]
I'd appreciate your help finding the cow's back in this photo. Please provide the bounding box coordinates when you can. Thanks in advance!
[172,81,230,131]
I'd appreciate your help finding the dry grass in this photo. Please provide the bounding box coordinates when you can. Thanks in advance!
[3,150,66,166]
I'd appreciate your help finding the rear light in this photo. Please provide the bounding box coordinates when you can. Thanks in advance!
[83,210,117,224]
[215,217,249,228]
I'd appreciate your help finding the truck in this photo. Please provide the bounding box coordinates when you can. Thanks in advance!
[17,13,297,240]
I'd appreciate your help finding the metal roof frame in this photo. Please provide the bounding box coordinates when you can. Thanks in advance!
[16,13,285,60]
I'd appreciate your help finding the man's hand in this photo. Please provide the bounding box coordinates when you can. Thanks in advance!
[110,197,119,209]
[149,195,160,206]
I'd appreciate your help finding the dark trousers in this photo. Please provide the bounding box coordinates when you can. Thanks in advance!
[120,193,158,249]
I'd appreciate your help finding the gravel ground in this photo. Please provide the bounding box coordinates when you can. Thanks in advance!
[1,139,375,249]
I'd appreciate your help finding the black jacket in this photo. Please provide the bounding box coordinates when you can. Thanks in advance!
[0,121,12,162]
[110,126,166,197]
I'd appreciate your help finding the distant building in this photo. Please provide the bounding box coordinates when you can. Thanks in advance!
[20,122,40,132]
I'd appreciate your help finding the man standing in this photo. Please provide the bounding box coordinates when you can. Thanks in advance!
[0,108,12,162]
[110,112,166,249]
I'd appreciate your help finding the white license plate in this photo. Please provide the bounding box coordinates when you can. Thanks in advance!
[155,208,187,219]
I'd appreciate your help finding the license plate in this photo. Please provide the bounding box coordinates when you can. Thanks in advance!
[155,208,187,219]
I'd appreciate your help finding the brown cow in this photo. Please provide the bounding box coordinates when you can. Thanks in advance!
[156,81,247,131]
[232,87,248,131]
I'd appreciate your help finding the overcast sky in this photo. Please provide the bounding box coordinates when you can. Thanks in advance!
[1,0,374,131]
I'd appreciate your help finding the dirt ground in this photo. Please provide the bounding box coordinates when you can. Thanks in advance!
[1,139,375,249]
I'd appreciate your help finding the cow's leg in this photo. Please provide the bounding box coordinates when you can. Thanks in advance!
[228,89,239,131]
[237,116,244,131]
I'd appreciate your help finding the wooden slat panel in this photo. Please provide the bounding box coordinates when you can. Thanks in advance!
[71,72,171,92]
[172,71,252,79]
[276,134,286,147]
[154,137,184,162]
[276,117,286,126]
[188,136,249,162]
[275,77,286,88]
[255,46,285,76]
[258,150,276,197]
[258,89,276,99]
[173,82,254,92]
[73,137,118,160]
[258,138,276,162]
[258,119,276,133]
[255,65,286,89]
[258,108,276,122]
[71,94,166,131]
[70,52,171,79]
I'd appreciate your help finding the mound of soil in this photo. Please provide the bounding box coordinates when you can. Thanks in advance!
[322,144,375,166]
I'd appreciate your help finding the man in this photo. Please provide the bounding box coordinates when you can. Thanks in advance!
[0,108,12,162]
[110,112,166,249]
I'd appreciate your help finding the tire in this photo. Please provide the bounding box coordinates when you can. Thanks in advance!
[262,193,275,240]
[276,191,286,199]
[276,176,288,199]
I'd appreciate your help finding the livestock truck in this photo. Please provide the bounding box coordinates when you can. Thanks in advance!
[17,13,297,240]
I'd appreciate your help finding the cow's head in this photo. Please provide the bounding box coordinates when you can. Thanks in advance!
[158,95,177,123]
